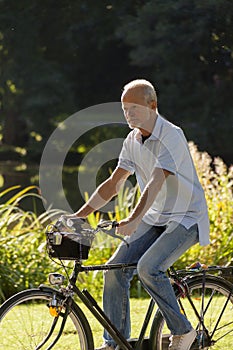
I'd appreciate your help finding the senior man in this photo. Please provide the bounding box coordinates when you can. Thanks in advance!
[68,79,210,350]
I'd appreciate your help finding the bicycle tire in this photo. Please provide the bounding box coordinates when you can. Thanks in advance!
[149,274,233,350]
[0,288,94,350]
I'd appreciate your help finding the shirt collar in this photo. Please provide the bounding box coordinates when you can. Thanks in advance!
[150,113,163,140]
[135,113,163,143]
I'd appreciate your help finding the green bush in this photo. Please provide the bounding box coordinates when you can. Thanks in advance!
[177,142,233,268]
[0,186,64,302]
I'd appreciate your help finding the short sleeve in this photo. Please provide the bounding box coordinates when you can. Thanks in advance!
[154,129,187,174]
[117,139,135,174]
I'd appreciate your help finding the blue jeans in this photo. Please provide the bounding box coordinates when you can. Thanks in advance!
[103,221,199,347]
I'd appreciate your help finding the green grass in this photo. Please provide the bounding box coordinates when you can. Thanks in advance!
[161,292,233,350]
[80,298,153,346]
[1,294,233,349]
[0,297,153,349]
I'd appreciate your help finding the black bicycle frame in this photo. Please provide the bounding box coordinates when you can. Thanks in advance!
[44,262,233,350]
[69,261,154,350]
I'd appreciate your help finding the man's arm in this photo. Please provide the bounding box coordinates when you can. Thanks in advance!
[116,167,171,236]
[73,167,131,218]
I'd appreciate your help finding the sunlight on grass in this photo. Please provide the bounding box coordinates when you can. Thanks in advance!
[161,292,233,350]
[1,294,233,349]
[0,298,154,349]
[76,298,155,347]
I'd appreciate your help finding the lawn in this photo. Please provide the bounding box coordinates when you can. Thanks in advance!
[0,297,154,349]
[1,295,232,349]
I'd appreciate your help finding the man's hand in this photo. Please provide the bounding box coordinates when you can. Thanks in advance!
[115,218,140,237]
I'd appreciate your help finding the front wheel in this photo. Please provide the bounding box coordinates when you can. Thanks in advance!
[0,288,94,350]
[149,275,233,350]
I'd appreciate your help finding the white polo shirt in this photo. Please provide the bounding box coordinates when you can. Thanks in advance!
[118,114,210,246]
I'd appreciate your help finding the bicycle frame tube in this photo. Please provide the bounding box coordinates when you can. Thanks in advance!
[56,261,233,350]
[134,298,155,350]
[68,261,155,350]
[211,289,233,340]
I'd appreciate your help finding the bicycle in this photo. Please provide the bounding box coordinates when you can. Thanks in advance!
[0,218,233,350]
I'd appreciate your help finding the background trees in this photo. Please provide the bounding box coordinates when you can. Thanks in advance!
[0,0,232,164]
[118,0,233,161]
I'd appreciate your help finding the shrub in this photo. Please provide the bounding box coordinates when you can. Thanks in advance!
[0,186,64,302]
[178,142,233,268]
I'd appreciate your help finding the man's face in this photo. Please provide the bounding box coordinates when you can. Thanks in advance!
[121,89,154,130]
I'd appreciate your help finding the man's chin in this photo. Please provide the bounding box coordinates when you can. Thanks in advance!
[128,122,140,129]
[128,124,134,129]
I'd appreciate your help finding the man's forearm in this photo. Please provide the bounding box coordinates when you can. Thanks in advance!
[129,180,161,222]
[75,178,117,217]
[129,168,170,223]
[115,171,166,237]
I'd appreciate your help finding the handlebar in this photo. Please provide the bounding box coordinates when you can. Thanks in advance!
[96,220,129,246]
[56,217,128,246]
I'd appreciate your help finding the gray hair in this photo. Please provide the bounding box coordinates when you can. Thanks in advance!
[122,79,157,104]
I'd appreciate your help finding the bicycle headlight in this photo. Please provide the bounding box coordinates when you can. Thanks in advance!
[49,273,65,285]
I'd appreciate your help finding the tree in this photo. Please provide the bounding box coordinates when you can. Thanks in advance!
[0,0,232,163]
[0,0,144,155]
[117,0,233,162]
[0,0,75,151]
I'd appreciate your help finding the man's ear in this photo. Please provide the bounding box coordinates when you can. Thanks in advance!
[150,100,157,110]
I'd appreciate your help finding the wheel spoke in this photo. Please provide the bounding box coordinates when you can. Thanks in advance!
[150,276,233,350]
[0,289,93,350]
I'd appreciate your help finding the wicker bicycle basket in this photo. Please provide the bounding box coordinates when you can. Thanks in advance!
[46,218,94,261]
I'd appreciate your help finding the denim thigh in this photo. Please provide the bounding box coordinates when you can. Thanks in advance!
[107,221,166,265]
[138,221,199,273]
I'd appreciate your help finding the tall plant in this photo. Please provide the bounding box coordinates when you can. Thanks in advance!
[178,142,233,268]
[0,186,64,302]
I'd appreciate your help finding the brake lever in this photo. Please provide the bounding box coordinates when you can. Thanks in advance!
[97,220,129,247]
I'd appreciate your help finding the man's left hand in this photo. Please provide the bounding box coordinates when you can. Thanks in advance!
[115,218,139,237]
